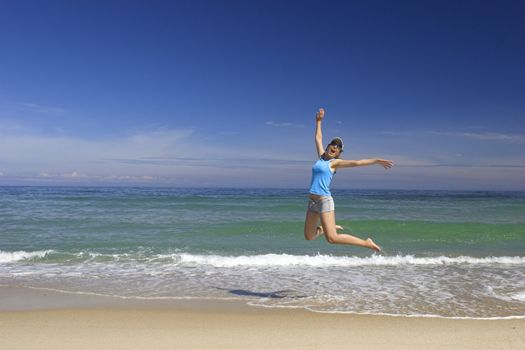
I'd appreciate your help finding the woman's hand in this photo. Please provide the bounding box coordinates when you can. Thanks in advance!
[377,159,394,169]
[316,108,325,122]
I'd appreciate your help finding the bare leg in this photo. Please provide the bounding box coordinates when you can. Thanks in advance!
[316,224,343,235]
[304,210,321,240]
[320,211,381,252]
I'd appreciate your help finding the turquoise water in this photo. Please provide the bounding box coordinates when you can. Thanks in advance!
[1,186,524,318]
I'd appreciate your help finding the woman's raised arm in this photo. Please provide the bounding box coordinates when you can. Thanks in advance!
[315,108,325,157]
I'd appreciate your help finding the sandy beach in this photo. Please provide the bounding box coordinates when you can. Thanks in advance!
[1,286,524,350]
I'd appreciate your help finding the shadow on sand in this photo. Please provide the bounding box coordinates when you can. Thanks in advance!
[215,287,307,299]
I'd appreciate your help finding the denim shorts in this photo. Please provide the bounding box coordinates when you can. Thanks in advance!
[307,196,335,213]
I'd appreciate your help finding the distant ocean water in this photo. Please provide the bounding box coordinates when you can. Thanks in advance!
[1,186,524,319]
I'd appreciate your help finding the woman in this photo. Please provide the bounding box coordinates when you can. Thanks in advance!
[304,108,393,252]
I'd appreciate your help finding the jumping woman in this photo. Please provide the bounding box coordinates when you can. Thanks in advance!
[304,108,394,252]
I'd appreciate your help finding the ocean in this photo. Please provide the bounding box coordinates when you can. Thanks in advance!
[1,186,524,319]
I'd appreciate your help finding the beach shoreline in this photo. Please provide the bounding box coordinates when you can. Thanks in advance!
[1,286,524,350]
[3,188,525,319]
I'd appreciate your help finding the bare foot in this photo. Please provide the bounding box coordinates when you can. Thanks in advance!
[366,238,381,252]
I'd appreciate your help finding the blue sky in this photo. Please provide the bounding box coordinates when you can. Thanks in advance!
[0,0,524,190]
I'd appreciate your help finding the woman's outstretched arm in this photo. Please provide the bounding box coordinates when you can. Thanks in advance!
[332,158,394,170]
[315,108,325,157]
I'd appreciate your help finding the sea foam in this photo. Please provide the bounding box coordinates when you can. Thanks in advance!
[0,250,53,263]
[176,253,525,268]
[2,250,524,268]
[511,291,525,302]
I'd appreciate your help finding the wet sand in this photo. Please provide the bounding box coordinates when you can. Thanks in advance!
[0,286,524,349]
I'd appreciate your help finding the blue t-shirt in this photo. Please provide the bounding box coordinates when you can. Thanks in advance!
[309,157,335,196]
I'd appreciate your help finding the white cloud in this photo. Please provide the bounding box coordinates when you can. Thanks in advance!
[377,155,435,167]
[0,128,193,161]
[380,130,525,144]
[1,124,524,189]
[0,120,27,133]
[378,131,417,137]
[0,126,314,186]
[430,131,525,143]
[265,121,304,128]
[7,171,164,185]
[15,102,67,116]
[0,128,196,177]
